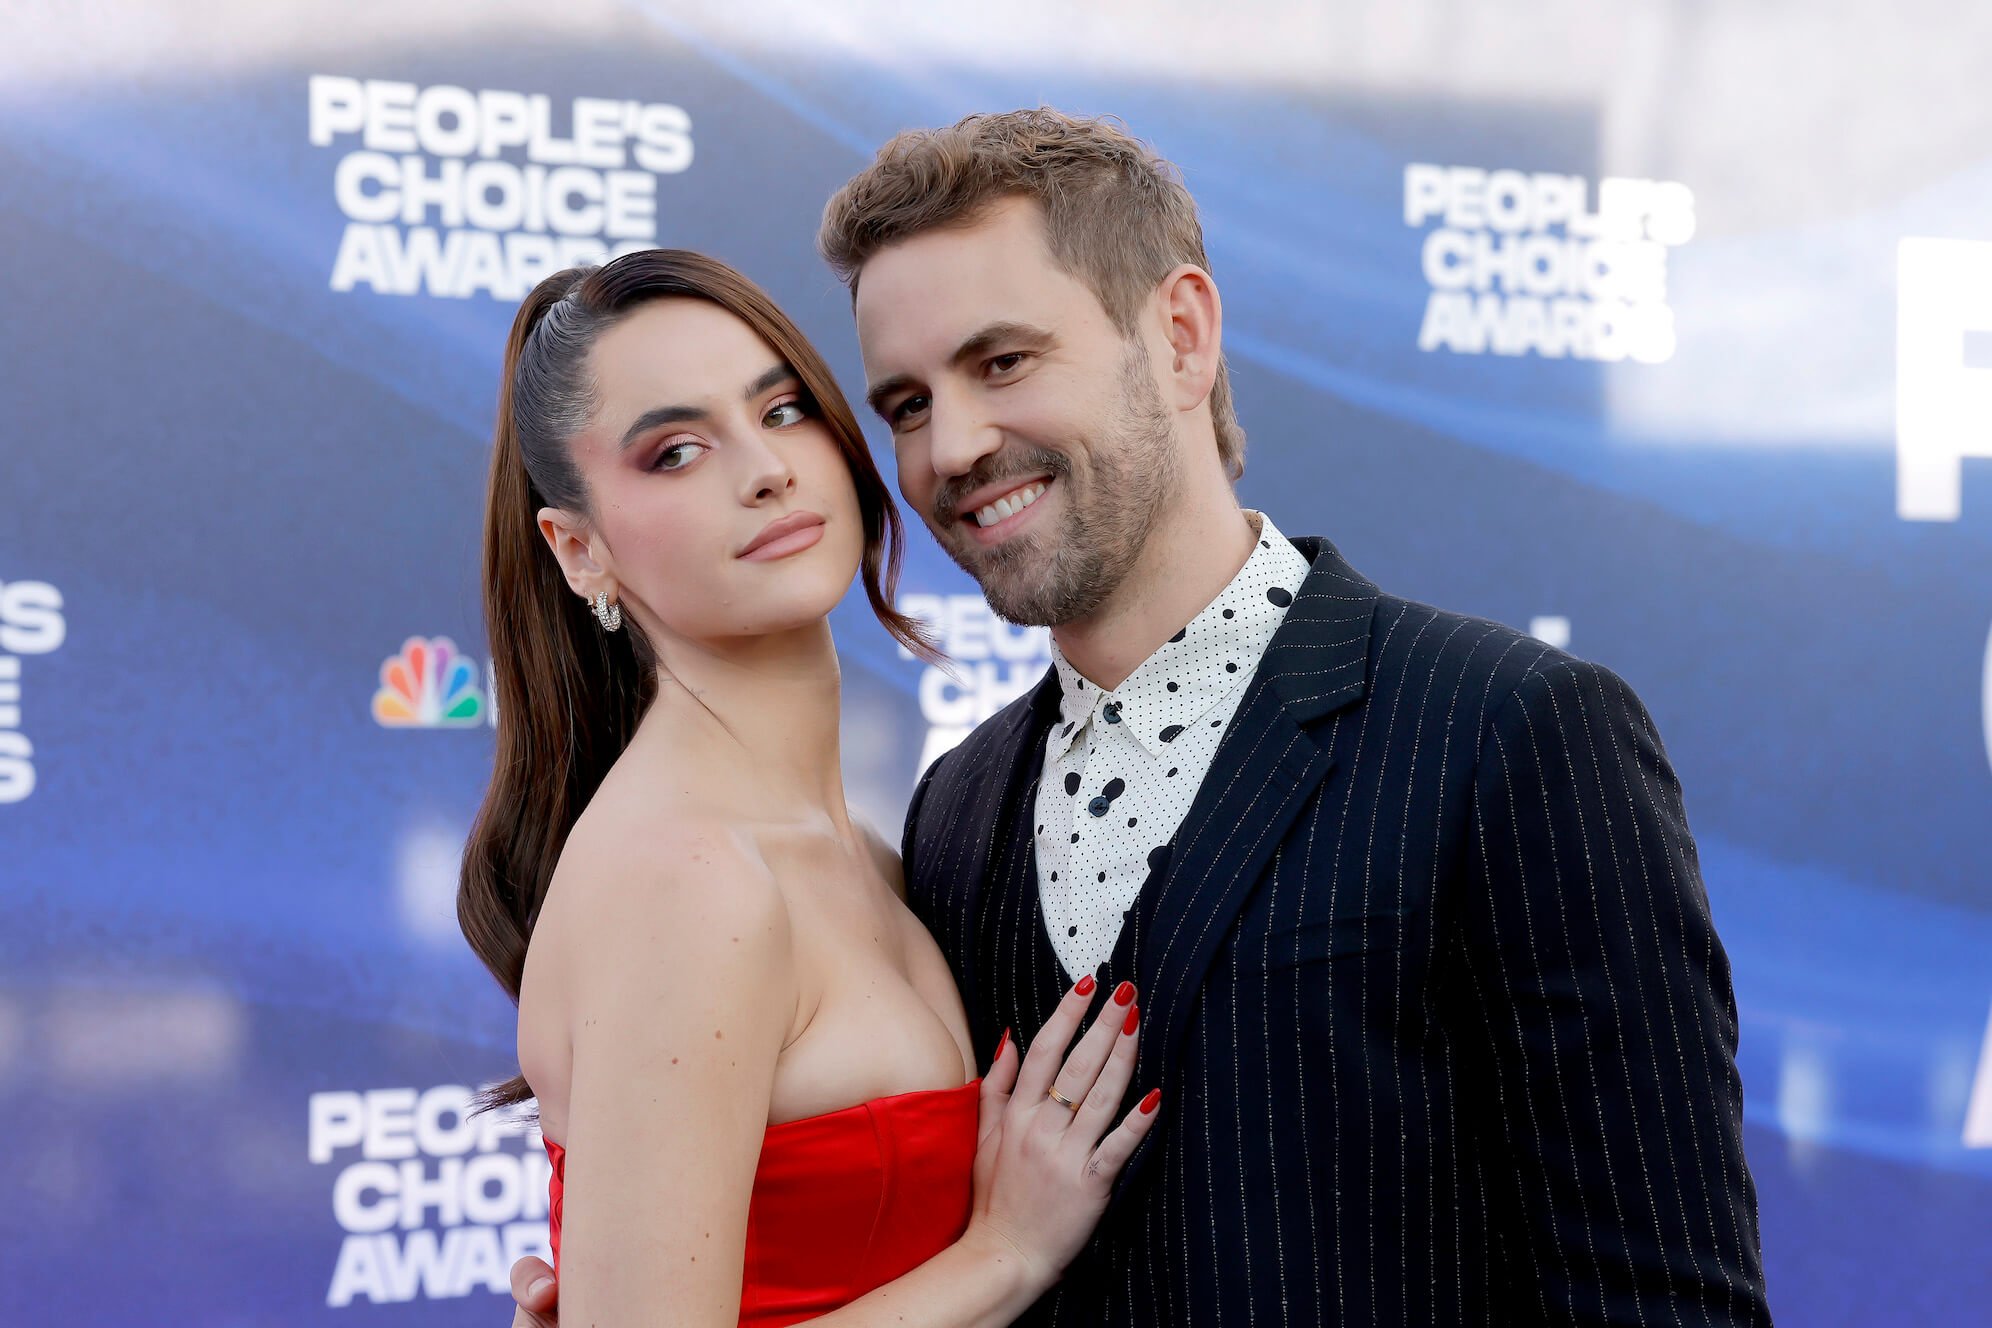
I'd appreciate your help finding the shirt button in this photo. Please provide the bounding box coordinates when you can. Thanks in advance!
[1102,702,1122,724]
[1088,796,1111,816]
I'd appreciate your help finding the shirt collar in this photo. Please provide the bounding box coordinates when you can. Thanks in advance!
[1046,510,1310,760]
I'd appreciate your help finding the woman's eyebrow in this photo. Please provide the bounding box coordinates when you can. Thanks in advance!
[743,363,797,400]
[619,364,798,451]
[618,403,705,451]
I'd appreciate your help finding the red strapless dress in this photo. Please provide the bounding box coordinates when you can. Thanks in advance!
[543,1079,979,1326]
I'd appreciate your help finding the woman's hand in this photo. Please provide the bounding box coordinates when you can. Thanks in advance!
[507,1257,557,1327]
[963,976,1160,1294]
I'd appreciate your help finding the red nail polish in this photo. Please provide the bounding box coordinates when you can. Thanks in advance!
[1139,1088,1161,1115]
[1074,975,1097,996]
[1113,981,1135,1007]
[995,1027,1012,1061]
[1123,1003,1140,1036]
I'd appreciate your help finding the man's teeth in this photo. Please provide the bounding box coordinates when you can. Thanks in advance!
[974,482,1047,528]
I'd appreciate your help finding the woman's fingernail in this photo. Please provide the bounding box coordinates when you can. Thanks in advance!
[1123,1003,1140,1036]
[1139,1088,1161,1115]
[995,1027,1012,1061]
[1074,975,1097,996]
[529,1276,554,1298]
[1113,981,1135,1007]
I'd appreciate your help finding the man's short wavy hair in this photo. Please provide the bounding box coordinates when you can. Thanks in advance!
[819,107,1244,480]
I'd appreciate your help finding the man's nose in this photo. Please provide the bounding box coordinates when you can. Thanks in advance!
[927,397,1002,482]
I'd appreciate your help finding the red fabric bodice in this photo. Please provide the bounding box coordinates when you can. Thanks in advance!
[543,1079,978,1325]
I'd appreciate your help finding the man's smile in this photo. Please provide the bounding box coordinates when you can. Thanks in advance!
[951,475,1056,546]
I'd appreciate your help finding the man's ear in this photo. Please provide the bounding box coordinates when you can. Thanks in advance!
[1155,264,1222,415]
[537,507,613,601]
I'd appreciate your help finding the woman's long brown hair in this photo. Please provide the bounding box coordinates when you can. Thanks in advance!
[460,250,936,1112]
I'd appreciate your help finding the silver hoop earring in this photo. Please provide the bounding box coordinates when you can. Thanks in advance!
[592,590,623,633]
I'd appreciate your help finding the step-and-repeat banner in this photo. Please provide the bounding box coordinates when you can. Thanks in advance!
[3,2,1987,1322]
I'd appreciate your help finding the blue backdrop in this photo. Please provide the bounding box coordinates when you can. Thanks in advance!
[3,2,1988,1322]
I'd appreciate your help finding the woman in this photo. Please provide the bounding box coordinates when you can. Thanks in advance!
[459,249,1158,1326]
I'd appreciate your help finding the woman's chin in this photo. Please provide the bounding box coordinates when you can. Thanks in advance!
[725,585,852,642]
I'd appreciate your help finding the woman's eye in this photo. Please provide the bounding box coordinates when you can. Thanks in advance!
[652,441,704,472]
[764,400,808,428]
[988,353,1025,375]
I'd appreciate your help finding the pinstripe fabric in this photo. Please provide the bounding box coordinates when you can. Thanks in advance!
[901,537,1770,1327]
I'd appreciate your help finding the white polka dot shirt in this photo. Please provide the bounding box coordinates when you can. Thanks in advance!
[1033,511,1312,979]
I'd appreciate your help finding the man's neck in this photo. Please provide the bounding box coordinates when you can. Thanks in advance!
[1051,496,1260,692]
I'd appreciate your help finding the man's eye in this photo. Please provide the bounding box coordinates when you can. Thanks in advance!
[764,400,809,428]
[989,353,1025,375]
[652,441,704,472]
[892,394,931,426]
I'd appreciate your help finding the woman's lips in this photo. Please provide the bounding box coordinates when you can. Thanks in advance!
[739,511,826,561]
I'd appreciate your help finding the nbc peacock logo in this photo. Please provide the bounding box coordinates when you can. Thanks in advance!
[373,637,486,729]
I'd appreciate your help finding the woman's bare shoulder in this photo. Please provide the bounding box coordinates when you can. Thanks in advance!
[548,801,793,1038]
[518,781,793,1129]
[539,787,790,959]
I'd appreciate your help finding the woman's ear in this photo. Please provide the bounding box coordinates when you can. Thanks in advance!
[1155,264,1222,414]
[537,507,613,600]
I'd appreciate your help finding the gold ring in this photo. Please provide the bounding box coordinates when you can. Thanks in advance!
[1046,1085,1081,1111]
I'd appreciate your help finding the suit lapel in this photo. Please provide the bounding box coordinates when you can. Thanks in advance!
[920,668,1061,1023]
[1111,536,1381,1204]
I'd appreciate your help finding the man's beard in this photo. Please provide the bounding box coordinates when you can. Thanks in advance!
[931,343,1180,627]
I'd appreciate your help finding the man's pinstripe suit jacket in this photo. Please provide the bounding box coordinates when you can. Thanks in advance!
[901,535,1771,1326]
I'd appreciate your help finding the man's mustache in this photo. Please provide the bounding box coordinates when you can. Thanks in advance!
[932,447,1072,527]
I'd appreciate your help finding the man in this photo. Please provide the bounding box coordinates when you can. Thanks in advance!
[513,108,1770,1325]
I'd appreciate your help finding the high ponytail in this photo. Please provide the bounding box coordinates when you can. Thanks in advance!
[459,252,936,1114]
[459,267,654,1113]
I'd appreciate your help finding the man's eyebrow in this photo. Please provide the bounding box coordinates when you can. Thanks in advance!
[619,363,798,451]
[951,321,1054,368]
[862,323,1056,421]
[865,373,917,421]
